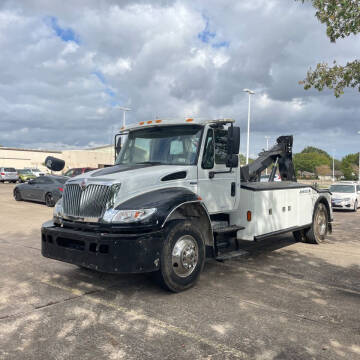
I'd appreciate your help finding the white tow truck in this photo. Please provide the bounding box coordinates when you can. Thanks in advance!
[42,118,332,292]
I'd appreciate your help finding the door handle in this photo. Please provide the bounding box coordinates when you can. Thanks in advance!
[231,182,236,197]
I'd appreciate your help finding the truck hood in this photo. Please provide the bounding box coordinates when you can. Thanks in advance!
[67,164,196,207]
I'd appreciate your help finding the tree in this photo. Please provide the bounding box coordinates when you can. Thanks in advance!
[293,151,331,173]
[298,0,360,97]
[301,146,331,158]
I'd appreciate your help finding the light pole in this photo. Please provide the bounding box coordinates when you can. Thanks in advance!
[358,131,360,181]
[243,89,255,164]
[265,136,271,175]
[117,106,131,127]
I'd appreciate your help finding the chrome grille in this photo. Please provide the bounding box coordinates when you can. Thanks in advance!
[63,184,112,218]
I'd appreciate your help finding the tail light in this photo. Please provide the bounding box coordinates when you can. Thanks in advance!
[58,187,63,192]
[0,172,4,175]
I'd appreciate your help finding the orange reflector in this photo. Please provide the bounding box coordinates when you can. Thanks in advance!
[120,126,125,130]
[139,121,144,125]
[134,211,141,218]
[147,120,153,124]
[247,211,252,222]
[186,118,193,122]
[155,119,162,123]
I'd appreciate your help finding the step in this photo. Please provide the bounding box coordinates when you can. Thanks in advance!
[215,249,249,261]
[213,225,245,234]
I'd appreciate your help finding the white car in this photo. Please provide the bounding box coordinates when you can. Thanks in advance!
[25,168,46,177]
[330,182,360,211]
[260,174,281,182]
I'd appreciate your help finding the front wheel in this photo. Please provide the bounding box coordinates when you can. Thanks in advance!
[14,189,22,201]
[156,220,205,292]
[306,203,328,244]
[45,193,55,207]
[353,201,358,212]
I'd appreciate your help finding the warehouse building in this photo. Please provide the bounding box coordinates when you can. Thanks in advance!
[0,145,114,173]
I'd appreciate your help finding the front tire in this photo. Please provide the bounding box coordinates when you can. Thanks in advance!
[156,220,205,292]
[14,189,22,201]
[353,201,358,212]
[45,193,55,207]
[306,203,328,244]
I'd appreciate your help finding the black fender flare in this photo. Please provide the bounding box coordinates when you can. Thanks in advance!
[313,195,332,232]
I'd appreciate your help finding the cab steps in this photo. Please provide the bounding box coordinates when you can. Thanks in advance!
[213,225,245,234]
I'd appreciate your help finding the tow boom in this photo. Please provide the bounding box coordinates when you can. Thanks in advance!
[240,135,297,182]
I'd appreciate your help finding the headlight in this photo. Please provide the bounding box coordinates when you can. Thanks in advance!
[103,208,156,223]
[53,198,63,218]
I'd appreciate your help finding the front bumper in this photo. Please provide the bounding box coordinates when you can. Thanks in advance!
[331,201,354,210]
[41,220,164,273]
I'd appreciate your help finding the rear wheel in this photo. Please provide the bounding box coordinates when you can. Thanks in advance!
[14,189,22,201]
[155,220,205,292]
[306,203,328,244]
[45,193,55,207]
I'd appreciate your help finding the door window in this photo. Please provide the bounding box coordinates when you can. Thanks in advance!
[201,129,214,169]
[214,129,228,164]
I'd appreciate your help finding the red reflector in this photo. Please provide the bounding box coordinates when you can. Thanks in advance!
[247,211,252,222]
[58,187,63,192]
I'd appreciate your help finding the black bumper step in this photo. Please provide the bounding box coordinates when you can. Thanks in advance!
[214,225,245,234]
[216,249,249,261]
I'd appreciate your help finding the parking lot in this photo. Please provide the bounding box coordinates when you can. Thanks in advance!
[0,183,359,359]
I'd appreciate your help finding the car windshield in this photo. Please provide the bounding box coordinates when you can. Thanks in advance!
[18,170,31,174]
[116,125,203,166]
[54,177,68,184]
[5,168,16,172]
[330,185,355,193]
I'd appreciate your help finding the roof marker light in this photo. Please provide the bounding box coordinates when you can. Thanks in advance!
[155,119,162,124]
[139,121,145,125]
[147,120,153,124]
[186,118,194,122]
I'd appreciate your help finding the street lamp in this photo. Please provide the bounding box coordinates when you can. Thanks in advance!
[243,89,255,164]
[117,106,131,127]
[265,136,271,174]
[358,131,360,181]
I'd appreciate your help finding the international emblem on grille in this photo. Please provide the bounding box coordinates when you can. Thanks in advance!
[80,179,87,191]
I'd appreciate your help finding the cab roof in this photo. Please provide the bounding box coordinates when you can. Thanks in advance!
[119,118,235,132]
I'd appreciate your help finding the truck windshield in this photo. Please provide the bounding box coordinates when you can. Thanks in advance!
[116,125,203,166]
[329,185,355,193]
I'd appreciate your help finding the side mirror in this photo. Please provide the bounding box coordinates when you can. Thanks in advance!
[114,134,122,161]
[226,126,240,168]
[45,156,65,171]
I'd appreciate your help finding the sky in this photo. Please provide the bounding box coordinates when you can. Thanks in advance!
[0,0,359,158]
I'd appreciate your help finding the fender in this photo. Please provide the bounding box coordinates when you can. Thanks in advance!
[116,187,203,229]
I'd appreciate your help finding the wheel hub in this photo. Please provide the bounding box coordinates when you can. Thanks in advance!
[172,235,198,277]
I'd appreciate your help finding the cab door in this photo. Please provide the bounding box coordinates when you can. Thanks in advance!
[197,126,237,213]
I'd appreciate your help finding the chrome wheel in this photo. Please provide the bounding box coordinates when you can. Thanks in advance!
[172,235,198,278]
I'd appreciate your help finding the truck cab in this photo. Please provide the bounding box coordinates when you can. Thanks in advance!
[42,118,332,292]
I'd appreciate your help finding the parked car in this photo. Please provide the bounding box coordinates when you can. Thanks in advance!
[17,169,37,183]
[24,168,46,177]
[13,175,69,207]
[330,182,360,211]
[63,167,96,177]
[0,167,19,183]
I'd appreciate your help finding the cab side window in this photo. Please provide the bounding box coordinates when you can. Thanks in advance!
[214,129,228,164]
[201,129,214,169]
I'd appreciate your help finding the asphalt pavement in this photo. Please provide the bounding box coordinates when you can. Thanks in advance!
[0,183,359,359]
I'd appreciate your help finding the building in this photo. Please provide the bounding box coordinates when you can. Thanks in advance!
[0,145,114,173]
[315,165,343,181]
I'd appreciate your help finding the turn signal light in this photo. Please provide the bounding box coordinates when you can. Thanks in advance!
[247,211,252,222]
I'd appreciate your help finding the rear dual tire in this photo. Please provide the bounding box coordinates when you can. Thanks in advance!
[293,203,328,244]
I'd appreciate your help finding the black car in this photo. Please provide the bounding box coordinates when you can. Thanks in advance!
[13,175,69,207]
